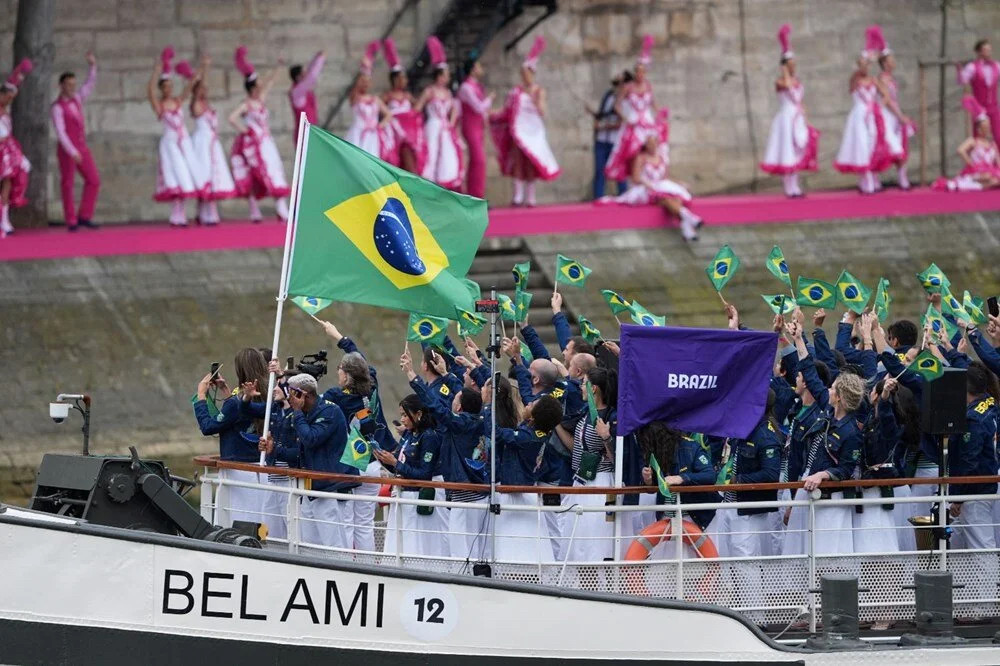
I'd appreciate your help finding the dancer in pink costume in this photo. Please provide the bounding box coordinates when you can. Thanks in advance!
[345,41,392,161]
[0,58,32,238]
[417,36,464,190]
[833,27,892,194]
[489,36,560,206]
[288,50,325,144]
[870,25,915,190]
[185,56,237,225]
[933,96,1000,192]
[382,38,426,174]
[148,46,201,227]
[758,24,819,197]
[52,52,100,231]
[458,59,494,198]
[229,46,290,223]
[958,39,1000,146]
[603,35,668,185]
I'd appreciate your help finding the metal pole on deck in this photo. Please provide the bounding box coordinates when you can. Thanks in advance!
[488,286,499,565]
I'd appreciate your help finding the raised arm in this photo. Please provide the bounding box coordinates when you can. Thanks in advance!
[79,53,97,103]
[294,51,326,94]
[147,60,163,117]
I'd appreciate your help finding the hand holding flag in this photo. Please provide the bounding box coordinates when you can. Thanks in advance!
[706,245,740,304]
[648,454,675,501]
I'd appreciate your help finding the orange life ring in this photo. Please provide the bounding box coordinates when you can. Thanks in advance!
[624,519,719,599]
[377,483,392,508]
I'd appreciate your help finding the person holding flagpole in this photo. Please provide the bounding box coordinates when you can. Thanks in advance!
[345,41,392,161]
[417,36,464,190]
[382,38,425,174]
[0,58,32,238]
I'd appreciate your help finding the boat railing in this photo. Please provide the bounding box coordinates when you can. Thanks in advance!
[194,455,1000,633]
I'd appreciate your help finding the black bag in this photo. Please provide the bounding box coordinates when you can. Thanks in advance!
[576,450,600,483]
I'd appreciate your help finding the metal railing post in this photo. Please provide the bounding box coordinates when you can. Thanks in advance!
[808,493,818,634]
[199,468,214,522]
[287,478,302,554]
[672,497,683,600]
[394,499,403,567]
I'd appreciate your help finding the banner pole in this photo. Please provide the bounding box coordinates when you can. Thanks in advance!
[489,285,499,565]
[613,434,624,562]
[260,112,310,464]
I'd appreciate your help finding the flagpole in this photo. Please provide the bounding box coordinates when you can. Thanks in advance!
[488,285,499,566]
[260,112,310,464]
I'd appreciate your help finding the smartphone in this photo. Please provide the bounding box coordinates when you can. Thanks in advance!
[392,419,402,427]
[209,362,221,379]
[988,296,999,318]
[285,356,295,371]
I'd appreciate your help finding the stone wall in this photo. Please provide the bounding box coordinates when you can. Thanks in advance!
[1,0,999,221]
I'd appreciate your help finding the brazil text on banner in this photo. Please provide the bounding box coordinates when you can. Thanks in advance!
[286,125,488,319]
[616,325,778,439]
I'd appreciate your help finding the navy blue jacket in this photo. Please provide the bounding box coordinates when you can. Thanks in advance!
[521,324,551,361]
[269,399,355,492]
[510,359,572,485]
[410,377,489,489]
[386,428,442,482]
[798,354,862,482]
[193,394,258,462]
[969,328,1000,377]
[812,328,838,381]
[426,373,463,410]
[553,312,572,352]
[861,401,901,479]
[322,337,393,451]
[487,408,549,486]
[666,434,717,528]
[730,418,782,515]
[950,396,999,496]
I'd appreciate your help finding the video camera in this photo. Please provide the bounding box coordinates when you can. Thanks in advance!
[295,350,328,380]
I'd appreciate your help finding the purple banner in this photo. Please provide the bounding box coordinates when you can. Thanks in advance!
[617,325,778,438]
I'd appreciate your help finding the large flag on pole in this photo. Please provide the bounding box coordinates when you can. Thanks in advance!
[285,125,488,318]
[617,324,778,439]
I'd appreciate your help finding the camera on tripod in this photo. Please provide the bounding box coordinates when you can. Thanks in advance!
[295,350,328,379]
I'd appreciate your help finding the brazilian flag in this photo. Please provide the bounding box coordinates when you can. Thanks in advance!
[555,254,592,288]
[514,290,532,323]
[512,261,531,292]
[602,289,632,315]
[964,290,989,325]
[941,289,968,320]
[290,295,333,316]
[766,245,792,287]
[706,245,740,291]
[835,270,871,313]
[922,304,958,342]
[339,425,373,471]
[907,349,944,383]
[648,454,675,500]
[916,263,950,295]
[762,293,795,315]
[873,278,891,323]
[519,339,534,363]
[795,277,837,309]
[584,380,600,425]
[498,294,518,322]
[455,306,487,337]
[407,312,448,346]
[716,455,733,485]
[578,316,602,344]
[630,308,665,327]
[285,125,487,319]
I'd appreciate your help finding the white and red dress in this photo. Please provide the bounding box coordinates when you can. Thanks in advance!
[230,101,290,199]
[879,74,914,166]
[489,85,560,182]
[421,94,464,189]
[345,96,385,159]
[603,155,691,205]
[833,81,891,174]
[191,106,237,200]
[759,82,819,174]
[154,106,200,202]
[603,86,667,182]
[386,96,426,173]
[0,111,30,207]
[933,139,1000,191]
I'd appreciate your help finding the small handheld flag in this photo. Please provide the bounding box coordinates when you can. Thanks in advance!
[873,278,891,322]
[762,293,795,315]
[339,425,373,471]
[716,455,734,486]
[498,294,518,322]
[648,454,675,500]
[941,289,968,320]
[519,339,534,362]
[602,289,632,316]
[455,306,487,337]
[766,245,792,288]
[555,254,592,288]
[512,261,531,292]
[706,245,740,292]
[902,349,944,383]
[407,312,449,346]
[964,291,988,325]
[795,277,837,309]
[291,295,333,317]
[584,380,600,425]
[514,290,533,323]
[578,316,603,344]
[835,270,871,314]
[916,263,950,295]
[630,307,665,327]
[922,304,958,342]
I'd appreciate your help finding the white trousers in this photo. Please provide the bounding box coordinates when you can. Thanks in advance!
[299,496,345,549]
[216,468,263,528]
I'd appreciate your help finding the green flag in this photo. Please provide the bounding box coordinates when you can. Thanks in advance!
[630,309,665,327]
[285,125,487,319]
[578,316,602,344]
[762,293,795,315]
[906,349,944,383]
[835,270,871,313]
[602,289,632,316]
[795,277,838,309]
[290,295,333,316]
[716,455,734,486]
[706,245,740,291]
[555,254,592,288]
[916,263,950,295]
[766,245,792,287]
[512,261,531,292]
[407,312,449,346]
[941,289,968,320]
[339,425,373,471]
[519,339,534,363]
[649,454,675,500]
[514,290,532,323]
[964,291,988,325]
[922,304,958,342]
[455,306,486,337]
[584,380,600,425]
[873,278,891,323]
[498,294,517,321]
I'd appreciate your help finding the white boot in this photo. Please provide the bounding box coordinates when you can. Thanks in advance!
[197,201,210,225]
[249,196,263,222]
[782,174,796,198]
[679,207,700,241]
[0,204,12,236]
[790,173,803,196]
[512,179,525,206]
[898,166,911,190]
[169,200,187,226]
[525,181,536,207]
[208,201,220,223]
[275,198,289,221]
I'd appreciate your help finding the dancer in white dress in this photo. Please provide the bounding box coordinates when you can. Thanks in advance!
[417,36,464,190]
[229,45,290,223]
[184,56,237,225]
[489,36,560,206]
[0,58,31,238]
[833,27,891,194]
[345,41,391,160]
[382,38,425,174]
[759,24,819,197]
[148,47,200,227]
[869,25,915,190]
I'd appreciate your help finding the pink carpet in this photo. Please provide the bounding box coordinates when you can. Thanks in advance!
[3,187,999,262]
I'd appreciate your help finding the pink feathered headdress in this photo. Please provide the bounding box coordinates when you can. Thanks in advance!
[4,58,33,92]
[777,24,793,59]
[427,36,447,70]
[235,45,257,82]
[868,25,890,56]
[383,37,403,73]
[637,34,654,66]
[160,46,174,80]
[523,35,546,71]
[175,60,194,80]
[963,94,989,124]
[360,40,380,77]
[862,26,880,60]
